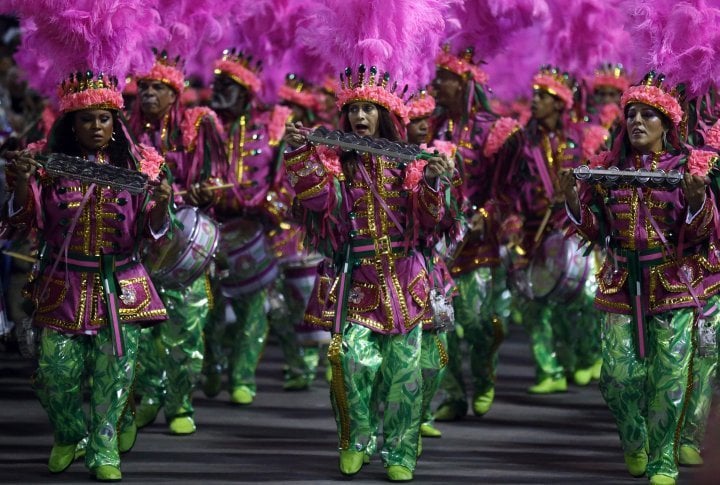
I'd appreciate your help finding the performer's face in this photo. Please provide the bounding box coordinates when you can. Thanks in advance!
[432,69,464,109]
[626,103,666,154]
[531,89,563,121]
[73,109,114,152]
[407,117,430,145]
[210,75,248,114]
[594,86,621,107]
[347,102,379,137]
[138,80,177,120]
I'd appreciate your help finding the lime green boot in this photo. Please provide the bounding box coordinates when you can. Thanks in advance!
[118,421,138,453]
[623,449,648,477]
[230,385,254,405]
[135,401,160,429]
[387,465,413,482]
[48,442,77,473]
[527,377,567,394]
[168,416,196,435]
[472,388,495,416]
[649,474,675,485]
[419,422,442,438]
[339,450,365,476]
[679,445,703,466]
[94,464,122,481]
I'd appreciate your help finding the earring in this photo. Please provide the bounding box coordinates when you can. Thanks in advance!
[111,131,117,142]
[662,130,668,148]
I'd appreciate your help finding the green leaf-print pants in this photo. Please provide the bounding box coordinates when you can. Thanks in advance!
[599,300,720,479]
[329,323,422,471]
[420,330,448,425]
[33,324,140,470]
[134,276,209,418]
[441,267,509,406]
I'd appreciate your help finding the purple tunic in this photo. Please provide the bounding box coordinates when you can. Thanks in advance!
[10,167,167,334]
[285,144,445,335]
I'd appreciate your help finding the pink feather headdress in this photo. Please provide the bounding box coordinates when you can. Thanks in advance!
[407,91,436,120]
[6,0,165,110]
[213,48,262,95]
[592,63,631,92]
[532,65,575,108]
[295,0,452,128]
[620,71,683,126]
[278,74,321,112]
[436,46,488,85]
[138,50,185,93]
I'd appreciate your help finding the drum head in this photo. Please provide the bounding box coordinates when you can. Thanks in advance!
[528,232,566,299]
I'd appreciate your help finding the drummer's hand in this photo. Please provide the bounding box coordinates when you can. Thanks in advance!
[424,153,454,183]
[468,211,485,239]
[558,169,581,218]
[283,121,306,149]
[187,181,214,207]
[682,173,707,214]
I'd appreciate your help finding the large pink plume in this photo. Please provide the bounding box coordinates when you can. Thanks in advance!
[4,0,166,98]
[295,0,450,92]
[444,0,549,60]
[484,24,548,102]
[622,0,720,98]
[543,0,638,78]
[148,0,224,61]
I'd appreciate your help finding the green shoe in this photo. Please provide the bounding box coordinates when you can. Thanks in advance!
[94,464,122,481]
[623,449,648,477]
[117,421,138,453]
[48,442,77,473]
[168,416,196,435]
[433,400,467,421]
[203,372,222,398]
[527,377,567,394]
[419,422,442,438]
[472,388,495,416]
[339,450,365,476]
[135,403,159,429]
[573,366,593,386]
[649,474,675,485]
[230,386,254,405]
[387,465,413,482]
[591,358,602,380]
[283,374,311,391]
[679,445,703,466]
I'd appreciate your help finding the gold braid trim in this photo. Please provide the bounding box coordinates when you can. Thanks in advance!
[434,334,449,368]
[327,333,351,450]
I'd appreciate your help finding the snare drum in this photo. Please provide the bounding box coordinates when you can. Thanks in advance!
[283,254,324,310]
[509,232,590,303]
[149,206,219,290]
[217,219,279,297]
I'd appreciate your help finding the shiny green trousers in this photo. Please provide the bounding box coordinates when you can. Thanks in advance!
[34,324,140,470]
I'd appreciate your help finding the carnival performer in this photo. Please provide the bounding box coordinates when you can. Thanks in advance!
[127,51,225,435]
[3,72,171,480]
[430,46,522,420]
[284,61,453,481]
[588,63,628,132]
[513,66,602,394]
[202,49,311,403]
[561,71,720,485]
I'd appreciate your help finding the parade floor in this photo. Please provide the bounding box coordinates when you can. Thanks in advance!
[0,325,710,484]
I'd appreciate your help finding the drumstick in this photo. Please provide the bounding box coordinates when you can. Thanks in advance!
[533,208,552,244]
[175,183,236,196]
[2,250,37,264]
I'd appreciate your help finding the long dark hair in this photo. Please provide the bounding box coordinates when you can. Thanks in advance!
[49,110,132,168]
[611,104,684,167]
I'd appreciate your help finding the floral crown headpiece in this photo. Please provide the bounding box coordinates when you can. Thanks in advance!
[620,71,683,126]
[532,65,575,109]
[58,70,124,114]
[336,64,410,125]
[138,49,185,93]
[213,48,262,95]
[278,73,320,112]
[436,45,488,85]
[407,90,436,121]
[593,63,630,93]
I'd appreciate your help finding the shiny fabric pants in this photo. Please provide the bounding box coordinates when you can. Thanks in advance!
[330,324,422,471]
[33,324,140,470]
[599,309,696,479]
[441,267,509,404]
[134,276,208,418]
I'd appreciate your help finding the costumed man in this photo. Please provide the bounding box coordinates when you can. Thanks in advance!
[513,66,602,394]
[561,71,720,485]
[588,63,629,132]
[128,51,225,435]
[430,46,522,421]
[203,49,312,403]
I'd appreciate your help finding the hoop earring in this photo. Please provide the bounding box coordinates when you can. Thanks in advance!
[662,130,668,148]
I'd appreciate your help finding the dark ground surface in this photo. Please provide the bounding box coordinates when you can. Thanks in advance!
[0,323,713,484]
